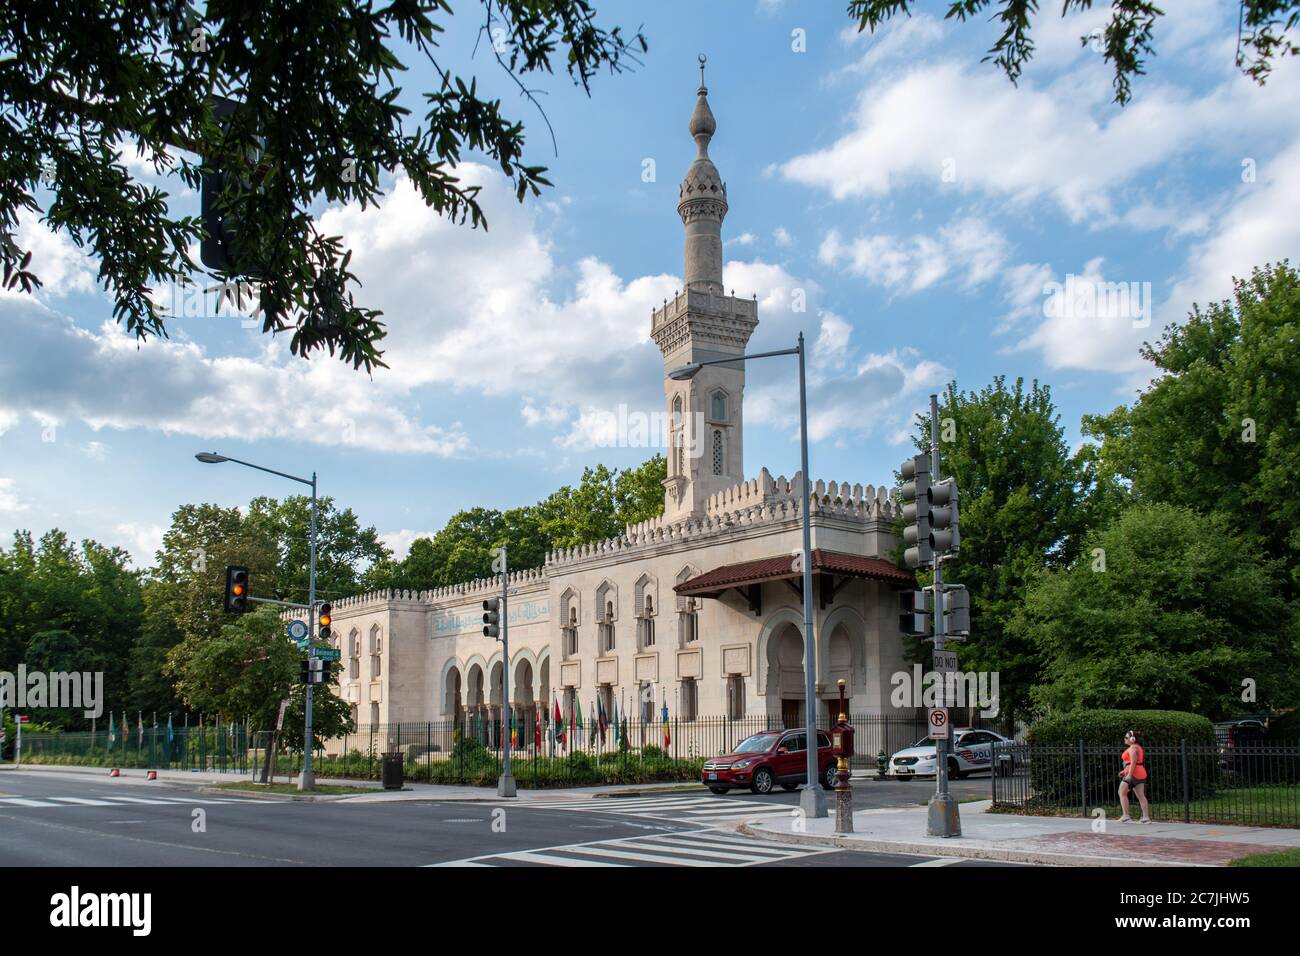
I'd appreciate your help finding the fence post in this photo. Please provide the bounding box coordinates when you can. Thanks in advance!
[1181,738,1190,823]
[1078,740,1087,816]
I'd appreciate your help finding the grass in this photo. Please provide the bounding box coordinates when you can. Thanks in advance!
[212,781,375,796]
[1228,848,1300,867]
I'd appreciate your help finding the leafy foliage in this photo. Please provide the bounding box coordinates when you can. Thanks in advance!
[364,454,665,591]
[1012,503,1300,719]
[846,1,1300,103]
[0,1,646,370]
[1083,262,1300,593]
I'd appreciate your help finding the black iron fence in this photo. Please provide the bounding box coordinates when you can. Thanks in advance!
[991,741,1300,827]
[293,713,1004,787]
[13,724,251,773]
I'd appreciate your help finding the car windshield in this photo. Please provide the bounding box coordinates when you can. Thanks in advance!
[912,737,939,748]
[733,733,781,754]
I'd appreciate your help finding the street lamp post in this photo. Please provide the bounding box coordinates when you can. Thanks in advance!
[669,332,827,819]
[196,452,319,791]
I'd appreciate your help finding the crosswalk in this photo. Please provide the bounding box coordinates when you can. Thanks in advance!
[519,793,797,825]
[0,793,261,809]
[435,828,831,868]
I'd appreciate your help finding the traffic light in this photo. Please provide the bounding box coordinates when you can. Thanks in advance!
[317,603,332,642]
[899,590,931,636]
[300,659,311,684]
[482,599,500,639]
[928,477,960,556]
[899,453,932,569]
[224,565,250,613]
[944,587,970,636]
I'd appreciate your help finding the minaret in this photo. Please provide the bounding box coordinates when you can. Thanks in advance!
[652,57,759,522]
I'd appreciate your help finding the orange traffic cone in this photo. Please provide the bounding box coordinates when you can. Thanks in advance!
[109,768,120,777]
[146,770,157,781]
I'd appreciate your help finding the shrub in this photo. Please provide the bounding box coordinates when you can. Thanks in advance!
[1025,709,1217,807]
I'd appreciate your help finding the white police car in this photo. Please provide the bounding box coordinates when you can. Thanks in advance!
[888,729,1012,779]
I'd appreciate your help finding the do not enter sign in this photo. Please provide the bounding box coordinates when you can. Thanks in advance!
[927,708,950,739]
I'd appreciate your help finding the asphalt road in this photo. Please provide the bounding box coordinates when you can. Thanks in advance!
[0,769,1014,868]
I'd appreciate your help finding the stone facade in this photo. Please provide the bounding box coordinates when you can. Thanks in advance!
[323,70,916,743]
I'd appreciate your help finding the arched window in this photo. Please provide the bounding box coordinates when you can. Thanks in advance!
[672,395,683,427]
[349,628,360,680]
[638,595,656,650]
[712,429,723,476]
[711,390,727,421]
[600,600,616,654]
[369,625,382,679]
[563,606,578,658]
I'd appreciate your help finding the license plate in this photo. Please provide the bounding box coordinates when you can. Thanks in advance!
[708,773,717,780]
[896,768,911,774]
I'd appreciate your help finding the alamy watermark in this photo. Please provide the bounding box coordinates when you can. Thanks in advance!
[1043,274,1152,329]
[890,665,999,718]
[0,665,104,719]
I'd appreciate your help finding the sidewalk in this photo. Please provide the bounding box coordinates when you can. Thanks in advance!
[741,800,1300,866]
[2,763,703,803]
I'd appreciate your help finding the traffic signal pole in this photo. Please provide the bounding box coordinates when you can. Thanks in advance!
[926,394,961,837]
[301,472,318,791]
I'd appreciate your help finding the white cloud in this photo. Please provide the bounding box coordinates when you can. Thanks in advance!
[113,522,165,566]
[773,227,793,247]
[0,477,29,514]
[0,297,471,455]
[0,210,98,300]
[82,441,110,461]
[780,54,1300,224]
[380,528,435,561]
[819,218,1008,293]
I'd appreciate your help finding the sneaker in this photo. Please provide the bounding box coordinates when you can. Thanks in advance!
[1117,815,1133,823]
[1137,818,1151,824]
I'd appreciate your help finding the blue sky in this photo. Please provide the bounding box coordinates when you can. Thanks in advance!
[2,0,1298,566]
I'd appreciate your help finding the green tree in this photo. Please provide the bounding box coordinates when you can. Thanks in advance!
[847,1,1299,104]
[164,605,351,742]
[1084,262,1300,592]
[1,1,645,370]
[905,378,1086,725]
[1011,503,1300,719]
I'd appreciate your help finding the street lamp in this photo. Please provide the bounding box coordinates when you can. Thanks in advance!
[668,333,827,819]
[195,451,320,792]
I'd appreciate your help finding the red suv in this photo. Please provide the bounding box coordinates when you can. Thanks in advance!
[701,730,838,795]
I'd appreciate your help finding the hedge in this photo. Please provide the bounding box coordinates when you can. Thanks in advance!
[1025,709,1218,807]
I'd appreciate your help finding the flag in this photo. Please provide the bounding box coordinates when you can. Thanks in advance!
[137,712,143,747]
[535,709,542,749]
[575,698,584,748]
[553,695,565,749]
[596,695,607,745]
[166,714,174,745]
[108,712,116,746]
[662,698,671,748]
[510,712,518,748]
[613,697,620,745]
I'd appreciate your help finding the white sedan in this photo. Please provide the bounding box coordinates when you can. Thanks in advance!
[888,729,1012,779]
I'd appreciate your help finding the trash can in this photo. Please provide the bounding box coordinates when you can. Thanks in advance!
[381,751,404,790]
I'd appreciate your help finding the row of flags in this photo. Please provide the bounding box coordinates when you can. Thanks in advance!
[465,690,673,753]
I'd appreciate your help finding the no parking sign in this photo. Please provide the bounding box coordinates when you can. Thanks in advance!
[927,707,950,740]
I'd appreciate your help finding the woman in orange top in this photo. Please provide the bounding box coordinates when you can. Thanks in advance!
[1117,730,1151,823]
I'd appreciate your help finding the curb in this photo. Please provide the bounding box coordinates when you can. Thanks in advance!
[735,823,1204,867]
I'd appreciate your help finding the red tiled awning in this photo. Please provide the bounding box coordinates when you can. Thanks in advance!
[674,548,914,599]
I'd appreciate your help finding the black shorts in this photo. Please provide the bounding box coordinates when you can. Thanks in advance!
[1121,775,1146,789]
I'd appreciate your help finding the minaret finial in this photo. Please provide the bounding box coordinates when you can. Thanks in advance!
[698,54,707,92]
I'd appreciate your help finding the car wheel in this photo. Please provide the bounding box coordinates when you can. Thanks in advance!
[708,786,729,795]
[821,763,838,790]
[949,759,965,780]
[751,767,775,795]
[781,783,799,792]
